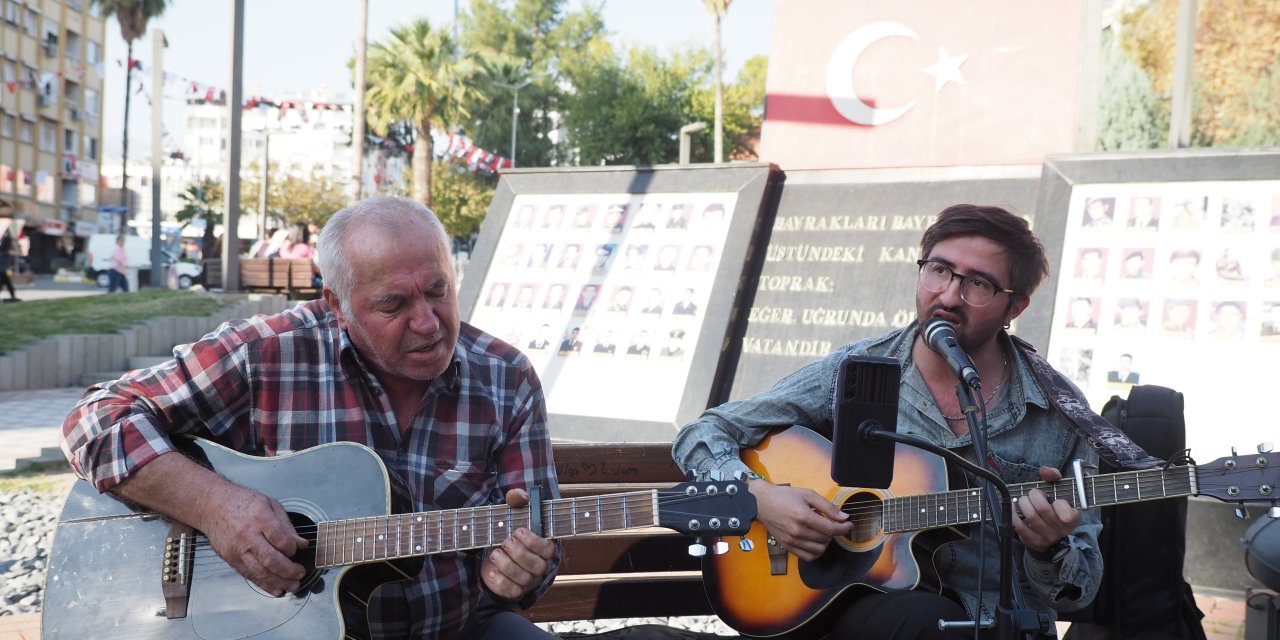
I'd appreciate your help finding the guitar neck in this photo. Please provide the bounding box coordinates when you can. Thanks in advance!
[883,464,1196,534]
[313,490,657,568]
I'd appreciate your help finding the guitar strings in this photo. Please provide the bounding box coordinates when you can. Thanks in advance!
[171,462,1209,574]
[162,491,736,573]
[829,465,1200,529]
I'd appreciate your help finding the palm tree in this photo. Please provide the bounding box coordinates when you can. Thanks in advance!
[91,0,172,210]
[478,53,540,167]
[174,178,222,261]
[700,0,732,163]
[365,19,474,208]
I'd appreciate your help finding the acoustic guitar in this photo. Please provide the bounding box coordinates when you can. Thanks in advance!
[42,437,755,639]
[703,425,1279,638]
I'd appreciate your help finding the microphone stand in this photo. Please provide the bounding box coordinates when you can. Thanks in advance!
[858,403,1047,640]
[954,382,1047,640]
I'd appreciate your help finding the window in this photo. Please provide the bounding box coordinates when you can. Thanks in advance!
[64,128,76,154]
[83,135,97,160]
[42,19,58,50]
[84,88,99,116]
[16,169,30,196]
[0,114,11,138]
[2,61,13,84]
[35,170,53,203]
[4,1,18,26]
[87,2,99,18]
[78,181,95,206]
[22,7,34,35]
[67,0,81,12]
[65,31,80,62]
[39,120,55,151]
[18,120,32,144]
[86,41,100,65]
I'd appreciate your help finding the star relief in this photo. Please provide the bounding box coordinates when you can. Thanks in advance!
[921,47,969,93]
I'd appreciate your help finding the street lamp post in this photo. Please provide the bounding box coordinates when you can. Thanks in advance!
[493,78,533,168]
[679,122,708,165]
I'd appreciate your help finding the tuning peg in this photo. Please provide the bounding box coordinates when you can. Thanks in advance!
[1259,443,1275,454]
[714,540,729,555]
[1236,506,1249,520]
[1268,506,1280,519]
[738,537,755,552]
[1233,446,1239,457]
[707,469,724,481]
[688,538,707,557]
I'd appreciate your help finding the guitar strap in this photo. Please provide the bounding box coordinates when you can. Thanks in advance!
[1010,334,1164,470]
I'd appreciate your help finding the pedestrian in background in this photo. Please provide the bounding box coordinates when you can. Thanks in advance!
[107,234,129,293]
[0,230,18,302]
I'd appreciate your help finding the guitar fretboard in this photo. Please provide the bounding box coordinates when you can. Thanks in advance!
[314,490,658,567]
[880,464,1196,533]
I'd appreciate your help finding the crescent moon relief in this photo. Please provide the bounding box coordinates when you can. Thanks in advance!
[826,23,973,126]
[825,21,919,126]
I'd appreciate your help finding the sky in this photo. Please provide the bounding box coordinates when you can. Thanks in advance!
[100,0,775,159]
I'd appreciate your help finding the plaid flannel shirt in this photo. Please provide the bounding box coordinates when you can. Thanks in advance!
[61,299,561,639]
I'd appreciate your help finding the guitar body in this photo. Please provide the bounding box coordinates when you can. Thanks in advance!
[42,439,416,640]
[703,426,963,638]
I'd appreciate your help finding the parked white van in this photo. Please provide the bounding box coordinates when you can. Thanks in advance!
[84,234,202,289]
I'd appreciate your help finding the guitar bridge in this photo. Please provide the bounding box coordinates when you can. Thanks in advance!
[161,522,196,619]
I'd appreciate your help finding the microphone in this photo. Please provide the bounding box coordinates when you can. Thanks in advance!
[923,318,981,389]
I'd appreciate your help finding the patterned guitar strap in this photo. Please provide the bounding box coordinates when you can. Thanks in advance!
[1010,335,1164,470]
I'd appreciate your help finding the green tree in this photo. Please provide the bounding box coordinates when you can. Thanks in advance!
[690,54,766,161]
[430,162,495,237]
[241,166,347,233]
[174,178,223,261]
[365,19,475,207]
[1219,68,1280,146]
[1115,0,1280,146]
[91,0,172,210]
[1096,33,1165,151]
[561,39,709,165]
[461,0,605,168]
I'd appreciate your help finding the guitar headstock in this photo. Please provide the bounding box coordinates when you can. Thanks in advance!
[1195,451,1280,503]
[655,481,756,536]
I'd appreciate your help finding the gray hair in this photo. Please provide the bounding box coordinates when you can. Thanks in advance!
[317,196,448,312]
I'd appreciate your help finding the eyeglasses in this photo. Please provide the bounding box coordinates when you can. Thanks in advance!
[916,259,1017,307]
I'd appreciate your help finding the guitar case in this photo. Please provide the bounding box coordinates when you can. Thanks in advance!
[1061,384,1208,640]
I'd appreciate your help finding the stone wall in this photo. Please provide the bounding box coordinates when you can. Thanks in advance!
[0,294,290,391]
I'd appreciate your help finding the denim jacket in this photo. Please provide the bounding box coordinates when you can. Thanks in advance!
[672,325,1103,623]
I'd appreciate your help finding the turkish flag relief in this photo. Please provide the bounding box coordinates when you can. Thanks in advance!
[759,0,1087,170]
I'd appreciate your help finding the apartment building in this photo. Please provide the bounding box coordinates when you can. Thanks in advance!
[0,0,105,273]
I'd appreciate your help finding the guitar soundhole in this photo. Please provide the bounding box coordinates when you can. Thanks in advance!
[288,512,325,596]
[842,492,884,545]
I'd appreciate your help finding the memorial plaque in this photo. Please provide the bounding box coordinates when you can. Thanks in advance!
[729,167,1042,399]
[1037,149,1280,458]
[461,164,783,442]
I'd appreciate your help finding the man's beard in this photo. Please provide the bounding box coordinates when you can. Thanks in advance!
[346,315,438,382]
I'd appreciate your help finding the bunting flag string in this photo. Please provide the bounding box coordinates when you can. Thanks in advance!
[117,58,349,116]
[442,133,511,176]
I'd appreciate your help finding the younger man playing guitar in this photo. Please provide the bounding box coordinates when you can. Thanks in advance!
[674,205,1103,638]
[61,197,561,640]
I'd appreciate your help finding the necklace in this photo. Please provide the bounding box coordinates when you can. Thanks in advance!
[942,359,1008,421]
